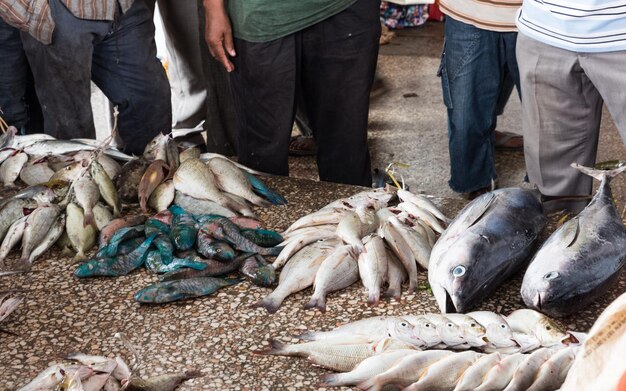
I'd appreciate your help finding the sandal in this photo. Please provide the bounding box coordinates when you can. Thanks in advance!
[495,130,523,151]
[289,136,317,156]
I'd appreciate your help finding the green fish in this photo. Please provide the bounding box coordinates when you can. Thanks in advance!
[240,228,283,247]
[145,250,207,274]
[153,233,174,265]
[196,225,236,261]
[169,205,198,251]
[159,252,255,281]
[115,237,145,256]
[145,218,171,236]
[75,233,157,278]
[97,225,145,258]
[134,276,239,304]
[239,255,276,287]
[200,218,283,256]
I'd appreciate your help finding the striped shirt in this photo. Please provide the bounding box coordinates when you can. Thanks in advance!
[439,0,522,32]
[517,1,626,52]
[0,0,134,44]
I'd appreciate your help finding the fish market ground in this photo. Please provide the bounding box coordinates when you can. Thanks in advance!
[3,22,626,390]
[2,177,626,390]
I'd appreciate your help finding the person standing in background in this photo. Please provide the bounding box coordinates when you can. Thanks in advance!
[438,0,523,200]
[0,0,171,155]
[516,0,626,213]
[204,0,381,187]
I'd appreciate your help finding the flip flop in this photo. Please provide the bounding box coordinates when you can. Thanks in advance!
[289,136,317,156]
[495,130,523,151]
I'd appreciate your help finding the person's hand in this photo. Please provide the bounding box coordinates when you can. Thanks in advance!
[204,0,236,72]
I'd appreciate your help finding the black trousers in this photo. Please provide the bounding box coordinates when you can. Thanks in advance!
[20,0,171,155]
[230,0,381,186]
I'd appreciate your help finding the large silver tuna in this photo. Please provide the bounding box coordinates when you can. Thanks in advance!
[521,164,626,317]
[429,188,546,313]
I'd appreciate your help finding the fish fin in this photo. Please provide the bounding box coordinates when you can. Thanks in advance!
[383,286,401,300]
[224,278,242,286]
[318,373,341,387]
[139,196,148,212]
[265,245,284,257]
[83,211,97,229]
[251,294,283,314]
[564,217,581,248]
[182,370,204,379]
[571,162,626,181]
[252,338,287,355]
[244,171,288,205]
[466,192,496,228]
[367,290,380,306]
[357,377,381,391]
[295,331,316,341]
[304,295,327,313]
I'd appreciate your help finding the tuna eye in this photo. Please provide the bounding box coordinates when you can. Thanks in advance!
[452,265,466,277]
[544,271,559,280]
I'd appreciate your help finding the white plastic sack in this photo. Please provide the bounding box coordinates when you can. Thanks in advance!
[561,291,626,390]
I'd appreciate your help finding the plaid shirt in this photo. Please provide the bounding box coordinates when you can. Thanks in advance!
[0,0,134,44]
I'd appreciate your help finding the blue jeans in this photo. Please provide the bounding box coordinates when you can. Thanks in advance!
[439,16,520,193]
[20,0,171,155]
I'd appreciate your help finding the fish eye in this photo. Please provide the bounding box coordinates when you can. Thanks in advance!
[425,323,431,328]
[452,265,466,277]
[447,323,454,328]
[470,323,476,327]
[544,271,559,280]
[400,322,408,327]
[500,324,507,329]
[546,325,552,331]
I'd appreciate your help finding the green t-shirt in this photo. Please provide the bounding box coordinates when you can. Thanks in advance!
[228,0,358,43]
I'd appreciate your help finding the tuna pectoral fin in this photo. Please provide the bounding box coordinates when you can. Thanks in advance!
[252,338,288,356]
[466,192,496,228]
[431,283,456,313]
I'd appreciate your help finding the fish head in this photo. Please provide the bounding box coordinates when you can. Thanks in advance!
[411,317,442,346]
[133,284,162,303]
[388,318,423,346]
[74,260,100,278]
[535,315,570,347]
[484,321,518,348]
[211,243,236,261]
[430,242,478,313]
[434,317,465,346]
[142,132,168,160]
[456,316,488,347]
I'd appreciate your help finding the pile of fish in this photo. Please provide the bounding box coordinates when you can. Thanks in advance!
[0,128,286,273]
[255,187,450,313]
[256,309,584,390]
[17,333,201,390]
[429,164,626,317]
[0,290,23,335]
[74,205,283,304]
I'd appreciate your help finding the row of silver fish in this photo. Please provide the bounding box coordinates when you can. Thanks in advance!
[256,187,449,313]
[429,163,626,318]
[256,310,585,390]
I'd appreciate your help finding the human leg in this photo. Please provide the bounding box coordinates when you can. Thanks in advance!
[229,37,297,175]
[20,0,100,140]
[440,16,503,194]
[517,33,603,197]
[299,0,380,186]
[91,0,170,155]
[0,18,29,130]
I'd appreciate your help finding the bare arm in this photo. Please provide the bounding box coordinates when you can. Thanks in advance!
[203,0,236,72]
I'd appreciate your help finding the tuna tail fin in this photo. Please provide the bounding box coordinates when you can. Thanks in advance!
[571,162,626,181]
[252,338,287,355]
[244,171,288,205]
[304,294,327,313]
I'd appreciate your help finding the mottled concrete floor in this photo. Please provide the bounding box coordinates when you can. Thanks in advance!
[4,22,626,391]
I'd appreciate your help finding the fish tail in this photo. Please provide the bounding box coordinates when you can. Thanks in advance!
[318,373,343,387]
[252,338,287,356]
[251,292,284,314]
[383,286,401,300]
[224,278,241,286]
[83,210,97,229]
[182,370,204,379]
[367,290,380,307]
[571,162,626,181]
[295,331,317,341]
[263,245,284,257]
[357,377,382,391]
[304,294,327,313]
[244,171,288,205]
